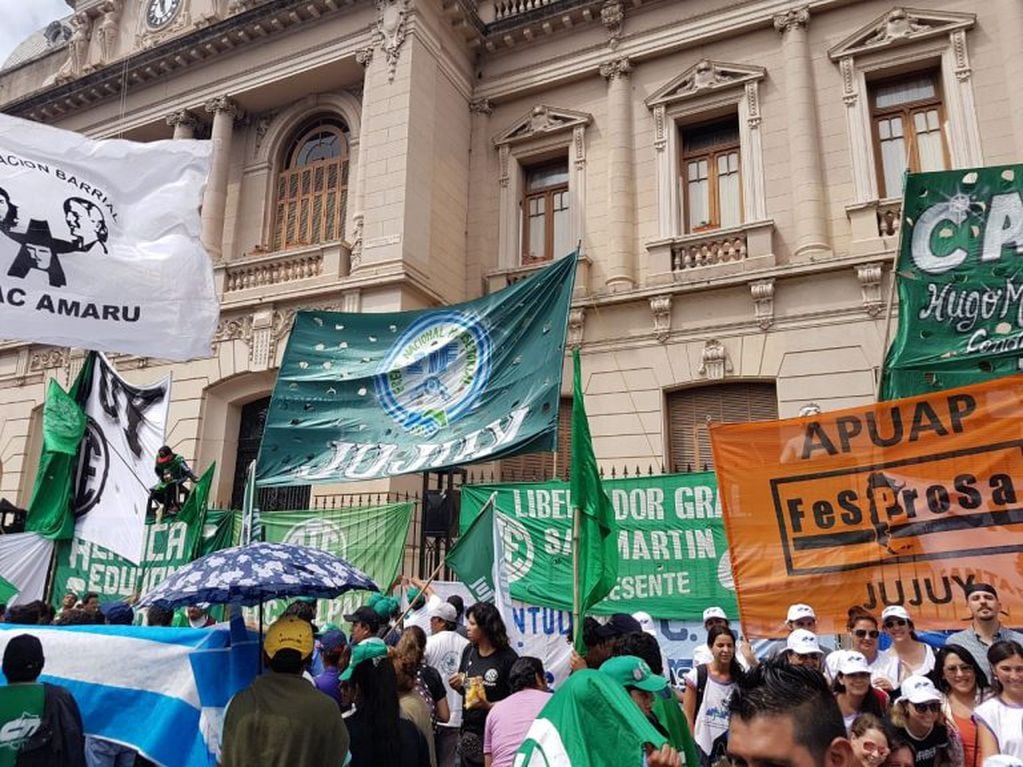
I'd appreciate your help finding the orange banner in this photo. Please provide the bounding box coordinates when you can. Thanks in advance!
[710,375,1023,637]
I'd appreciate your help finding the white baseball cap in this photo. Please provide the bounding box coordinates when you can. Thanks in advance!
[881,605,911,623]
[703,607,728,623]
[430,603,457,623]
[900,675,942,704]
[984,757,1023,767]
[786,603,816,622]
[786,629,823,656]
[632,611,656,635]
[836,651,871,675]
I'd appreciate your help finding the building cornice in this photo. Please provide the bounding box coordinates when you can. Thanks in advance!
[3,0,371,122]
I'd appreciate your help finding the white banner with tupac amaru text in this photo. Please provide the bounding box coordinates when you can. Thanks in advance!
[0,113,217,360]
[74,354,170,564]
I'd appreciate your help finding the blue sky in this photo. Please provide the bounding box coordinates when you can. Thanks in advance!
[0,0,73,68]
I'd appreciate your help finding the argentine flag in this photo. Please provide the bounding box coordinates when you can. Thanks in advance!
[0,622,259,767]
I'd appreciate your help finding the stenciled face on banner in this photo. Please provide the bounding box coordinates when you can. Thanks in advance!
[374,311,493,439]
[0,163,140,323]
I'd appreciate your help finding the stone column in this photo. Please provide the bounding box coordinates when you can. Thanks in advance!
[201,96,242,259]
[166,110,198,140]
[601,56,635,293]
[774,7,830,258]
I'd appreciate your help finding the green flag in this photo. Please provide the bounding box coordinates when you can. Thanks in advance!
[445,496,497,603]
[570,348,618,653]
[256,253,577,485]
[24,374,89,540]
[176,465,215,560]
[881,165,1023,398]
[0,575,18,604]
[0,683,45,767]
[514,669,666,766]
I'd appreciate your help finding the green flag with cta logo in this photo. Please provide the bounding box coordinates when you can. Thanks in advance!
[570,348,618,653]
[445,498,497,603]
[514,669,666,767]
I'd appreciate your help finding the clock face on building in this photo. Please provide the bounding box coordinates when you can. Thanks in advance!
[146,0,182,29]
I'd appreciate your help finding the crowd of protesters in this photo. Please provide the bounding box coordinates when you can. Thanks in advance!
[4,579,1023,767]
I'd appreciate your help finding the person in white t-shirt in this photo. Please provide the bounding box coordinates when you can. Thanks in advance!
[692,607,755,671]
[425,601,470,767]
[403,579,444,634]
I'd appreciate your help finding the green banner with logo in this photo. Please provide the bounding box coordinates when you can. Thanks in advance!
[882,165,1023,398]
[460,473,736,620]
[256,253,577,485]
[0,683,45,767]
[256,502,413,627]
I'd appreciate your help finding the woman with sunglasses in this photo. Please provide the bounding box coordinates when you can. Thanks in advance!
[976,640,1023,758]
[850,713,891,767]
[833,652,889,731]
[880,606,936,685]
[931,644,988,767]
[828,606,898,692]
[889,675,964,767]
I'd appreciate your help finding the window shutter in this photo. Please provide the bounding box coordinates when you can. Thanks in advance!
[667,382,777,472]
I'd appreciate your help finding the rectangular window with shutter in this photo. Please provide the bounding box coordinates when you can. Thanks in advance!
[680,118,742,233]
[521,160,570,264]
[870,72,949,199]
[499,398,573,481]
[667,383,778,472]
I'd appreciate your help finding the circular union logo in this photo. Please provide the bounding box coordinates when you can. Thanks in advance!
[374,311,492,438]
[282,518,348,557]
[501,516,534,583]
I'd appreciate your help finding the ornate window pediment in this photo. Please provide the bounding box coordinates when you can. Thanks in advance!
[828,7,975,61]
[493,105,591,147]
[645,60,766,109]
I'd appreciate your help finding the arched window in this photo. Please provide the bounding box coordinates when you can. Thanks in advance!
[272,117,350,251]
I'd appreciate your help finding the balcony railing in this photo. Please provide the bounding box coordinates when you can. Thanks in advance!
[493,0,559,20]
[224,250,324,292]
[877,199,902,238]
[672,231,748,272]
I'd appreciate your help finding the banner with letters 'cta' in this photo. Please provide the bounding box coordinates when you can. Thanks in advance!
[882,165,1023,399]
[256,253,576,485]
[711,375,1023,636]
[460,472,736,620]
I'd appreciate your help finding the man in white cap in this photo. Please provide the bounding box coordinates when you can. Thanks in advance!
[783,629,825,672]
[758,603,834,660]
[693,607,755,669]
[425,601,469,767]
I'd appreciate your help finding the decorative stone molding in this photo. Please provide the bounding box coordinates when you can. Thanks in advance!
[135,0,192,50]
[355,46,374,68]
[599,57,632,81]
[773,7,810,34]
[828,7,975,59]
[166,109,199,132]
[375,0,409,82]
[249,109,280,157]
[572,125,586,170]
[54,14,93,84]
[204,96,243,120]
[494,105,592,147]
[94,0,122,68]
[224,250,325,292]
[29,348,69,372]
[856,263,886,317]
[698,339,732,381]
[469,98,494,116]
[601,1,624,49]
[649,296,672,342]
[647,60,765,105]
[568,307,585,348]
[750,279,775,331]
[214,314,253,344]
[349,213,364,270]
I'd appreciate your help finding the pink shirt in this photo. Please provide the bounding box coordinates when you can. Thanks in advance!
[483,688,552,767]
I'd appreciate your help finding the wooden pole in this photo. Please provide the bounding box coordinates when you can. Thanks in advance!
[572,505,581,650]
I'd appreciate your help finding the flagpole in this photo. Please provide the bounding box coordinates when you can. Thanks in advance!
[572,505,580,652]
[398,491,499,628]
[876,174,908,402]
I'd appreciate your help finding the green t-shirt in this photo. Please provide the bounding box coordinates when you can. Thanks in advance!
[0,683,46,767]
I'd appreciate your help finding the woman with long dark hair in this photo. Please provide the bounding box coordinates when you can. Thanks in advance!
[344,639,430,767]
[931,644,988,767]
[682,624,744,766]
[976,640,1023,759]
[879,605,935,685]
[833,652,889,731]
[828,605,895,691]
[448,602,518,767]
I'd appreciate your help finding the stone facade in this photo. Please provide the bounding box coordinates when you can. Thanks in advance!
[0,0,1015,506]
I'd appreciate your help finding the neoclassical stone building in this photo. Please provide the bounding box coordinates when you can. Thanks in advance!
[0,0,1019,509]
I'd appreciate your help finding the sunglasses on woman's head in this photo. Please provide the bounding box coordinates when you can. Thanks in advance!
[911,701,941,713]
[853,629,880,639]
[884,618,907,628]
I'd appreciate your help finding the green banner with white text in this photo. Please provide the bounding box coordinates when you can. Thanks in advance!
[460,473,735,620]
[882,165,1023,398]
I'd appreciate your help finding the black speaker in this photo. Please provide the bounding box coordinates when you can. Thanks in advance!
[423,489,455,535]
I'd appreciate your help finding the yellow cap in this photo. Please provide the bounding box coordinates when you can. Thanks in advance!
[263,615,314,659]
